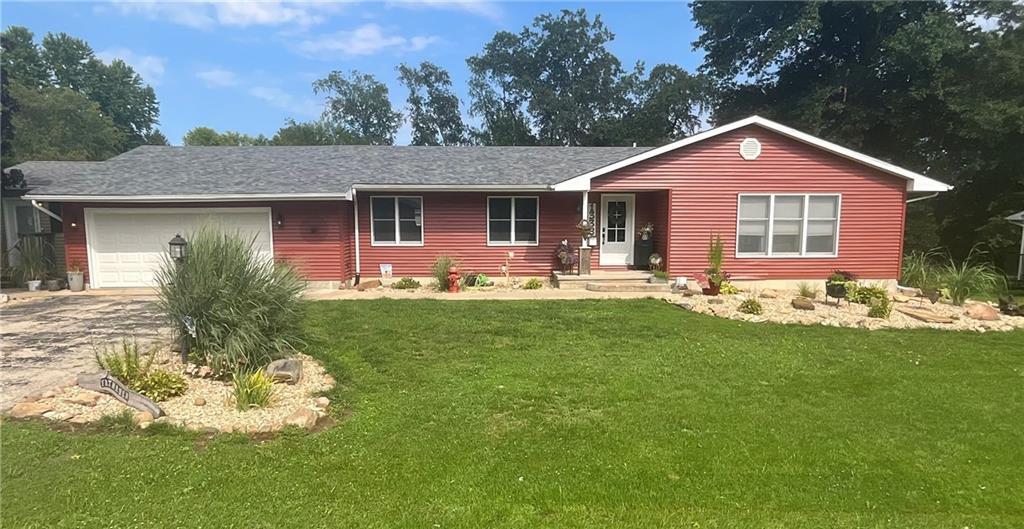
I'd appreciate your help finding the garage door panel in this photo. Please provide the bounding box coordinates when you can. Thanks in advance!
[88,209,273,288]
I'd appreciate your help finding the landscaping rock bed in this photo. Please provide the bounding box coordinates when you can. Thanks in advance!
[7,352,335,433]
[676,289,1024,331]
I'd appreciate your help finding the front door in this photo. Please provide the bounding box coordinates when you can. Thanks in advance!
[599,194,634,266]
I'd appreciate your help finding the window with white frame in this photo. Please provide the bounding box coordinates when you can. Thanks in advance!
[487,197,538,245]
[737,194,839,256]
[371,196,423,245]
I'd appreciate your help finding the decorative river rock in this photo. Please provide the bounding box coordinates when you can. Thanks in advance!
[77,372,164,418]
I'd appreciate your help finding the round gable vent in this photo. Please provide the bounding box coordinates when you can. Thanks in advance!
[739,137,762,160]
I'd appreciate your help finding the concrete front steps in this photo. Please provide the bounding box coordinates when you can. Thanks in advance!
[552,270,671,293]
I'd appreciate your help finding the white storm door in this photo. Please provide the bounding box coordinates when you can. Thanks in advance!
[599,194,634,266]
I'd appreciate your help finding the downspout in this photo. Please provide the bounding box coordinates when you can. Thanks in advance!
[352,189,361,285]
[905,192,939,204]
[30,200,62,222]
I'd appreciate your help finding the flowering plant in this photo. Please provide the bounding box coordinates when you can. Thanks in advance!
[576,218,595,239]
[638,222,655,240]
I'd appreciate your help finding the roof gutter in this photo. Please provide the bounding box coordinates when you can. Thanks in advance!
[350,184,551,192]
[31,200,62,222]
[22,193,352,203]
[906,192,940,204]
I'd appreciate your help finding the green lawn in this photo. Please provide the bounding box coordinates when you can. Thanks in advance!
[3,299,1023,528]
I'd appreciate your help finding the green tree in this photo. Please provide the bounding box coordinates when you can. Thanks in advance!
[398,62,467,146]
[468,9,636,146]
[313,70,401,145]
[271,119,356,146]
[143,129,169,146]
[692,1,1024,269]
[9,83,121,163]
[182,127,269,146]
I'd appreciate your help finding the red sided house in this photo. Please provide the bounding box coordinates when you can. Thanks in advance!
[5,116,951,290]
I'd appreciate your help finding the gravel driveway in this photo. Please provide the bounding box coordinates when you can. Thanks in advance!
[0,296,169,410]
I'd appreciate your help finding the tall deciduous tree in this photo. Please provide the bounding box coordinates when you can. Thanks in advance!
[398,62,467,146]
[182,127,269,146]
[692,1,1024,269]
[468,9,636,146]
[9,83,122,162]
[271,119,355,146]
[313,70,401,145]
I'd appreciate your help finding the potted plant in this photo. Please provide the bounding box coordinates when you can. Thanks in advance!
[638,222,655,241]
[554,239,578,274]
[648,253,668,283]
[13,238,53,291]
[825,270,856,302]
[701,234,729,295]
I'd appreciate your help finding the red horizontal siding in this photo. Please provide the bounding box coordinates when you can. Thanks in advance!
[587,191,669,269]
[62,201,352,284]
[357,192,579,277]
[592,125,907,280]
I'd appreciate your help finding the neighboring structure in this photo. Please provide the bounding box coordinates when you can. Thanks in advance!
[6,116,952,289]
[1008,210,1024,281]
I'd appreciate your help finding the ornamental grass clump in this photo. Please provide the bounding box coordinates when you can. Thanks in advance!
[939,246,1004,306]
[232,370,275,410]
[155,226,306,373]
[431,255,459,292]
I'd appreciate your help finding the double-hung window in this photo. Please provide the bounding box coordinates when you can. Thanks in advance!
[737,194,839,257]
[371,196,423,245]
[487,197,538,245]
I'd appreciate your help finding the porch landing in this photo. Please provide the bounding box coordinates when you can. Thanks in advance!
[552,270,670,292]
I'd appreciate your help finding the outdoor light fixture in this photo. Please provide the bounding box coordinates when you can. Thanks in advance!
[168,233,188,261]
[275,214,285,228]
[69,219,78,228]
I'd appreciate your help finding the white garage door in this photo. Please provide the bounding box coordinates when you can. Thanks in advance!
[86,207,273,288]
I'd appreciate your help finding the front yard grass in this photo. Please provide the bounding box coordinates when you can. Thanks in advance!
[3,299,1022,528]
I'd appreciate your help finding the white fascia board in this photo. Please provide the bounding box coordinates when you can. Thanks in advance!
[551,115,954,193]
[350,184,550,191]
[1007,210,1024,225]
[22,193,352,202]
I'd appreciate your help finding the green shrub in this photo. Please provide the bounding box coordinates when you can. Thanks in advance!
[847,284,889,306]
[232,370,275,410]
[430,255,460,292]
[475,273,492,286]
[797,282,818,299]
[95,338,155,389]
[12,237,53,283]
[522,278,544,290]
[867,297,892,319]
[719,281,740,294]
[392,277,421,290]
[940,246,1004,306]
[738,297,763,315]
[652,270,669,280]
[155,226,306,373]
[137,370,188,401]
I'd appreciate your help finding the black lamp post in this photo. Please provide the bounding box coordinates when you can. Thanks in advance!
[168,233,188,262]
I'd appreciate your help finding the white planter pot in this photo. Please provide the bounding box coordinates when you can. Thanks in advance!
[67,272,85,292]
[26,280,43,291]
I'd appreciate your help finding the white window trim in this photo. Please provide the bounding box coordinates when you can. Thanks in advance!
[369,196,424,247]
[486,196,540,247]
[735,193,841,258]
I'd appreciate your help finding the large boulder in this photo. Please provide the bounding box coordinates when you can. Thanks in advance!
[964,303,1000,321]
[283,408,319,430]
[8,402,53,419]
[266,358,303,384]
[791,297,815,311]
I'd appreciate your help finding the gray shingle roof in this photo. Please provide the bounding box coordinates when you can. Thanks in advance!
[12,145,652,198]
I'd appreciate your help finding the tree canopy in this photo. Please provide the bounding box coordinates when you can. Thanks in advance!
[692,0,1024,270]
[313,70,402,145]
[0,26,159,166]
[398,62,467,146]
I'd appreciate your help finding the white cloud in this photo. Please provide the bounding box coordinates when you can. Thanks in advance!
[197,68,239,87]
[297,23,439,58]
[248,86,321,118]
[96,48,167,85]
[387,0,502,21]
[105,1,343,30]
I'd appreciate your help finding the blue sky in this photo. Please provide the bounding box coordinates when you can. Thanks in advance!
[2,1,704,145]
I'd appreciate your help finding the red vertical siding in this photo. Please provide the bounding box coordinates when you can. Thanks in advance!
[61,201,352,285]
[357,192,580,277]
[591,125,907,280]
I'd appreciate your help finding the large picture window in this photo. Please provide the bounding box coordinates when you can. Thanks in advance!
[487,197,538,245]
[737,194,839,257]
[371,196,423,245]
